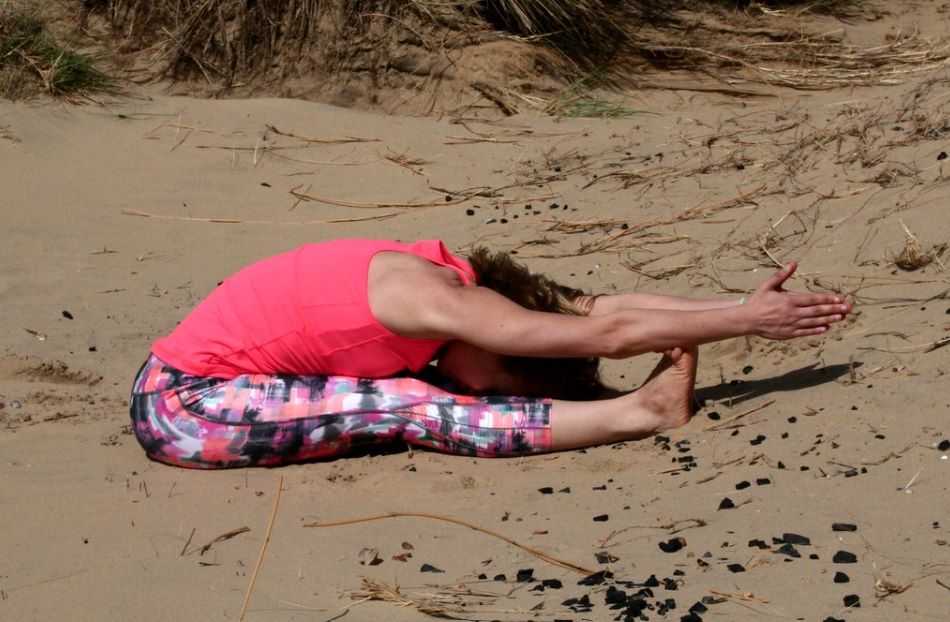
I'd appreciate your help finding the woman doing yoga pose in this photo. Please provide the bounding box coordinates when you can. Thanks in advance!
[130,239,852,468]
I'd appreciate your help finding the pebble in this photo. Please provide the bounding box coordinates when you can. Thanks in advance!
[680,614,704,622]
[592,514,609,522]
[658,537,687,553]
[822,618,846,622]
[777,543,800,558]
[516,568,534,582]
[726,563,745,573]
[718,497,735,510]
[938,439,949,451]
[735,480,751,490]
[537,486,554,494]
[578,570,612,585]
[595,551,619,564]
[62,310,74,319]
[748,538,768,549]
[781,533,811,545]
[843,594,860,607]
[832,523,857,532]
[756,477,771,486]
[493,573,506,581]
[541,578,563,589]
[420,563,444,573]
[833,571,850,583]
[833,550,858,563]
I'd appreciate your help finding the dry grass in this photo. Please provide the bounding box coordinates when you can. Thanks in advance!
[1,4,113,99]
[70,0,947,112]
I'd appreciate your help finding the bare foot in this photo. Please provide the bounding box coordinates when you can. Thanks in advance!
[627,346,698,435]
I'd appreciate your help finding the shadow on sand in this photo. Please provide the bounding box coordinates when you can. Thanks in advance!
[696,361,860,408]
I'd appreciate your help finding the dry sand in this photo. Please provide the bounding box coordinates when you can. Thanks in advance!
[1,7,949,622]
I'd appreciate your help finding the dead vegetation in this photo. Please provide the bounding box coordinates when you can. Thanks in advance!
[41,0,945,115]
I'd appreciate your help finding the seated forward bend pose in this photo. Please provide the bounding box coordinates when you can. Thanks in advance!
[130,238,852,469]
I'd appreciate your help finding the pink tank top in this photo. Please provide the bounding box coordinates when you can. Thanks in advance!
[151,239,475,378]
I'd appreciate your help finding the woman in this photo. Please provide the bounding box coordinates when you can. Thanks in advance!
[130,239,851,468]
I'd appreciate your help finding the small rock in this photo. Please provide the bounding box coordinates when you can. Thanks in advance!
[781,533,811,546]
[592,514,609,522]
[833,550,858,564]
[62,310,74,319]
[718,497,735,510]
[938,439,949,451]
[735,480,751,490]
[726,563,745,573]
[832,523,857,532]
[420,563,444,573]
[833,571,850,583]
[541,578,563,589]
[516,568,534,582]
[843,594,860,607]
[537,486,554,494]
[659,537,687,553]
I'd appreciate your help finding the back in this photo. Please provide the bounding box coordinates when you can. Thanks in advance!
[151,239,475,378]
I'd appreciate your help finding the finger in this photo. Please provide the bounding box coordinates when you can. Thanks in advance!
[794,292,846,307]
[805,304,852,317]
[761,261,798,291]
[792,326,829,337]
[796,314,844,328]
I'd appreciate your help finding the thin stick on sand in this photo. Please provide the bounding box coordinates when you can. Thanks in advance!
[304,511,594,575]
[121,208,399,225]
[704,399,777,431]
[238,474,283,622]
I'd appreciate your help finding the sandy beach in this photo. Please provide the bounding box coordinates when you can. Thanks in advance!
[1,3,949,621]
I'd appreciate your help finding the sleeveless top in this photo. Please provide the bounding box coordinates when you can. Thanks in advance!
[151,239,475,378]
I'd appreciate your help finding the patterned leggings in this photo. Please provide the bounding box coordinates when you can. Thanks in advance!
[129,355,552,469]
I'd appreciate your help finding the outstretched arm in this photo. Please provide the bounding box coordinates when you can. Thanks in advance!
[374,257,851,359]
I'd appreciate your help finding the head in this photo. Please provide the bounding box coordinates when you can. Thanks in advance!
[437,247,604,400]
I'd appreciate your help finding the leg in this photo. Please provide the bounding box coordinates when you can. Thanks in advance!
[130,356,554,468]
[550,347,698,451]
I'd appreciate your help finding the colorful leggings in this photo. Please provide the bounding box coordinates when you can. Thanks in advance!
[129,355,552,469]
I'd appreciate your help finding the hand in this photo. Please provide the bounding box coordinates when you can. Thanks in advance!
[745,262,853,340]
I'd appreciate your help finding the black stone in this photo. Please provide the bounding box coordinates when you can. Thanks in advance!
[726,563,745,573]
[493,573,506,581]
[420,564,444,573]
[659,537,686,553]
[62,310,74,319]
[595,551,619,564]
[516,568,535,582]
[593,514,609,522]
[578,570,613,585]
[832,523,857,532]
[749,539,768,549]
[742,365,754,375]
[718,497,735,510]
[822,618,846,622]
[558,486,571,493]
[680,614,703,622]
[833,550,858,563]
[756,478,771,486]
[777,543,800,558]
[833,571,850,583]
[843,594,860,607]
[781,533,811,545]
[465,208,475,216]
[707,411,721,420]
[538,486,554,494]
[938,151,948,161]
[938,439,949,451]
[541,578,563,589]
[735,480,751,490]
[689,601,708,614]
[604,585,628,605]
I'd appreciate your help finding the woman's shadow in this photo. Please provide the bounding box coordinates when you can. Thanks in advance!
[694,361,859,407]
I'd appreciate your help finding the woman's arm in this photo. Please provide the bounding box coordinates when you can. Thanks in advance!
[373,256,851,359]
[586,292,742,315]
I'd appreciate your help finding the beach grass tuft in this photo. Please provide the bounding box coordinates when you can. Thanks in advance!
[0,4,113,99]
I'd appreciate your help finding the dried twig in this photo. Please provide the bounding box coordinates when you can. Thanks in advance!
[121,208,399,225]
[304,511,593,575]
[238,474,283,622]
[704,399,777,431]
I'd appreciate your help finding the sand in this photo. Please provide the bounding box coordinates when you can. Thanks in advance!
[1,8,949,622]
